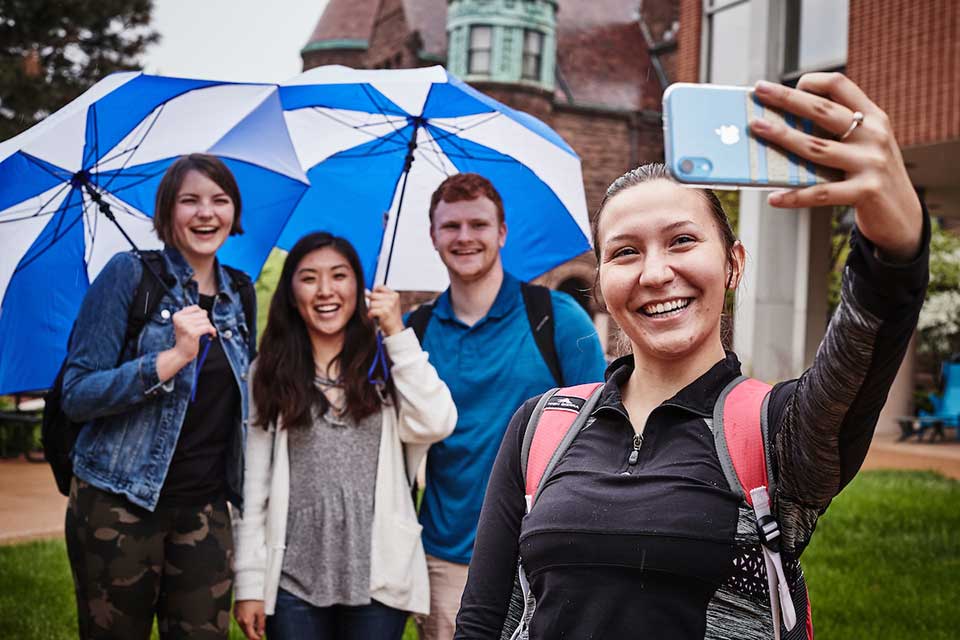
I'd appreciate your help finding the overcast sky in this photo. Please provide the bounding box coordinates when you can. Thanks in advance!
[142,0,330,82]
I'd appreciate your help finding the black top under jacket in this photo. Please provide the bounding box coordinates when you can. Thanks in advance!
[160,294,239,505]
[454,216,930,640]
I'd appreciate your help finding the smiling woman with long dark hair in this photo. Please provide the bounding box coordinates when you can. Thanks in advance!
[233,231,457,640]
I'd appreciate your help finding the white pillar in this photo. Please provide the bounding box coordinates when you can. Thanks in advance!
[734,198,832,380]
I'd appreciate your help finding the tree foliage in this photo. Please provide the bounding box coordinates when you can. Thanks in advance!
[917,219,960,361]
[0,0,159,141]
[829,212,960,363]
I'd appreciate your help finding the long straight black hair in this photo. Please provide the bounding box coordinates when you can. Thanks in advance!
[253,232,395,429]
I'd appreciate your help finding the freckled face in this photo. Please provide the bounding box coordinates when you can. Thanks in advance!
[597,180,740,364]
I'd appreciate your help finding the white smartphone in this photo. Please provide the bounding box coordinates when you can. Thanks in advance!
[662,83,842,189]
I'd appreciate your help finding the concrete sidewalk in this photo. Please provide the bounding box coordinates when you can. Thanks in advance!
[0,457,66,545]
[861,436,960,478]
[1,436,958,545]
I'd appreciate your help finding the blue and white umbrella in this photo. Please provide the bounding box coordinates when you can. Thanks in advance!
[277,65,590,291]
[0,72,309,394]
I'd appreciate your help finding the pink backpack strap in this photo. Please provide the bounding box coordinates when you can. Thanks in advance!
[713,376,774,505]
[714,375,805,638]
[521,382,604,510]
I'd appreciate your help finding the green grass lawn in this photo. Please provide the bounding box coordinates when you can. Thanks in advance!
[802,470,959,639]
[0,470,956,639]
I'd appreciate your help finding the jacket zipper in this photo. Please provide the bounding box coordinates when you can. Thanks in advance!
[627,432,643,466]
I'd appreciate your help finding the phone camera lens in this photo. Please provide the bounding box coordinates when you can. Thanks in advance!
[679,159,694,174]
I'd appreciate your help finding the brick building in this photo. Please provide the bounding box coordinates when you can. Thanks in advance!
[301,0,679,314]
[672,0,960,435]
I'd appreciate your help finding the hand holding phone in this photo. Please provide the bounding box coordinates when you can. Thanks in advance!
[664,74,922,263]
[663,82,842,189]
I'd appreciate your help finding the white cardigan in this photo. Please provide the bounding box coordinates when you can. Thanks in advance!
[233,328,457,615]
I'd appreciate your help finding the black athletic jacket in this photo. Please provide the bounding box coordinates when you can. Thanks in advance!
[454,217,930,640]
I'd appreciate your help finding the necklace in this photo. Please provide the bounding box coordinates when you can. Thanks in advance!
[315,374,347,418]
[314,373,343,388]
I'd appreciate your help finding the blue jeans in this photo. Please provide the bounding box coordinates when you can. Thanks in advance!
[266,588,408,640]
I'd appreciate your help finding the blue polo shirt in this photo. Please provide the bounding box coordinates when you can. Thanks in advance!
[412,272,607,564]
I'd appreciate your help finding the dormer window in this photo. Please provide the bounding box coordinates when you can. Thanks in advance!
[469,25,493,74]
[522,29,543,81]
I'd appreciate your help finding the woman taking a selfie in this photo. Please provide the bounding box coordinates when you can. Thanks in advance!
[233,232,457,640]
[454,74,928,639]
[62,154,255,639]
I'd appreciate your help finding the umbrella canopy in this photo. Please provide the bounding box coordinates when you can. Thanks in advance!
[0,72,309,394]
[277,65,590,291]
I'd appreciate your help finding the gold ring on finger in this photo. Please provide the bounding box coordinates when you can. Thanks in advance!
[839,111,865,141]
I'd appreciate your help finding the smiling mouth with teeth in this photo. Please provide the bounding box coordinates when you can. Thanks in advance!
[192,226,220,236]
[314,304,341,314]
[640,298,692,317]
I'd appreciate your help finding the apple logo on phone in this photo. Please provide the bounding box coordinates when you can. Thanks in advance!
[715,125,740,145]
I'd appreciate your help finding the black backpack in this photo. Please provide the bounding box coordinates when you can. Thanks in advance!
[41,251,257,496]
[406,281,564,387]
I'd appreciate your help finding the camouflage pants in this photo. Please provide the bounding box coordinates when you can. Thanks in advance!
[65,479,234,640]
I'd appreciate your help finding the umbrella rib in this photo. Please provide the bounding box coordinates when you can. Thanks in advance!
[352,84,417,164]
[0,181,72,224]
[427,112,502,138]
[95,104,164,167]
[424,123,517,164]
[12,187,83,276]
[334,146,411,160]
[422,124,481,161]
[94,104,166,195]
[309,106,404,141]
[411,141,450,176]
[80,188,99,261]
[99,189,154,222]
[360,84,408,137]
[95,165,161,201]
[416,129,453,177]
[84,103,100,172]
[335,127,411,158]
[21,153,72,182]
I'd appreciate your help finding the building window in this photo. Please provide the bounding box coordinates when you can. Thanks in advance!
[784,0,848,74]
[705,0,750,85]
[522,29,543,81]
[468,25,493,75]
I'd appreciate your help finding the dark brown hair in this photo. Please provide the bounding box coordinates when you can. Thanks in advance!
[592,163,737,266]
[153,153,244,245]
[429,172,505,225]
[252,232,395,429]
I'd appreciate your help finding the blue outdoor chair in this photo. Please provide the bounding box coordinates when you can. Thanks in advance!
[899,360,960,442]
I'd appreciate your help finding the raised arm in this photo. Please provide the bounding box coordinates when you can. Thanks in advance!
[385,326,458,443]
[750,73,929,554]
[370,285,457,445]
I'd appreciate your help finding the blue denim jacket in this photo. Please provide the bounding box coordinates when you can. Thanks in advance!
[62,246,254,511]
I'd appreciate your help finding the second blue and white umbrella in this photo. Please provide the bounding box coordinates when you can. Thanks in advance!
[278,65,590,291]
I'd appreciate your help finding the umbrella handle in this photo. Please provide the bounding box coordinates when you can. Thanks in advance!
[366,329,390,390]
[190,335,214,403]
